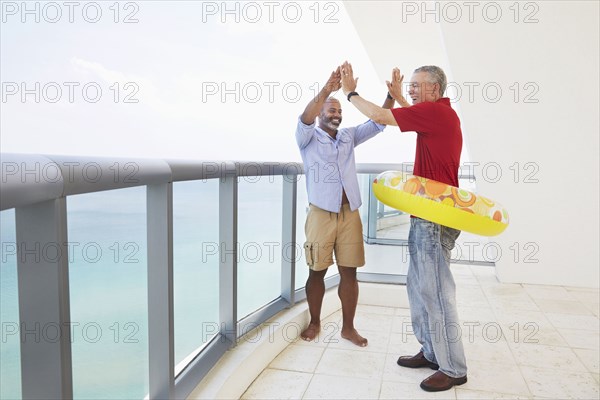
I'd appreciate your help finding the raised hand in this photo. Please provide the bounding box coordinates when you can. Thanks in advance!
[386,67,404,102]
[340,61,359,95]
[324,66,342,93]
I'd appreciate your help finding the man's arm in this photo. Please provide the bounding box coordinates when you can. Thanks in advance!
[382,93,395,110]
[352,93,394,146]
[300,67,341,125]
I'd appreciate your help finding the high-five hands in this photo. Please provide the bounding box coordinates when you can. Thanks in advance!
[386,67,404,102]
[324,66,342,93]
[340,61,358,96]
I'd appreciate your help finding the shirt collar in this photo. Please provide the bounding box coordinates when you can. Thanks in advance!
[315,125,338,141]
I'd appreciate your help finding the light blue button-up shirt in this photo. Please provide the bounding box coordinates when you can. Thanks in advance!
[296,117,385,213]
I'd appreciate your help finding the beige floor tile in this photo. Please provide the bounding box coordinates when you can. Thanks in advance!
[457,320,510,344]
[557,327,600,350]
[292,335,329,348]
[520,366,599,399]
[544,313,600,331]
[567,289,600,311]
[456,292,492,310]
[470,267,499,284]
[488,296,541,313]
[269,344,325,373]
[492,309,554,330]
[241,368,312,400]
[322,310,343,325]
[482,283,527,298]
[523,284,576,301]
[356,304,396,316]
[395,307,412,316]
[573,347,600,374]
[463,339,517,366]
[301,374,380,400]
[498,318,572,348]
[380,380,457,399]
[454,274,481,286]
[533,298,594,316]
[451,264,476,276]
[585,302,600,317]
[388,331,421,354]
[315,348,386,380]
[458,306,497,324]
[353,311,394,333]
[391,314,413,334]
[455,388,533,399]
[459,360,531,396]
[326,328,390,354]
[510,342,588,372]
[565,286,599,296]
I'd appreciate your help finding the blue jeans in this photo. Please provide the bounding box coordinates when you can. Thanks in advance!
[407,218,467,378]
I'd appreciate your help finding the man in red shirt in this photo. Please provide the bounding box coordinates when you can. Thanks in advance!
[340,62,467,392]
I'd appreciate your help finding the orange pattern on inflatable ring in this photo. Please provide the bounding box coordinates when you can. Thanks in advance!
[373,171,509,236]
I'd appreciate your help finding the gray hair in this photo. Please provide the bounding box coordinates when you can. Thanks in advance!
[414,66,447,96]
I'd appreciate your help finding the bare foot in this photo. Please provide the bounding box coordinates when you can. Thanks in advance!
[341,328,368,347]
[301,323,320,341]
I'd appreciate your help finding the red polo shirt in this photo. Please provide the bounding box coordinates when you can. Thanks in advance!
[391,98,462,187]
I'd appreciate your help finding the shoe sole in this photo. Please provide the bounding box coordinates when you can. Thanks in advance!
[420,376,467,392]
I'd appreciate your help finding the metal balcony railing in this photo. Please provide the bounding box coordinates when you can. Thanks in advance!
[2,154,443,399]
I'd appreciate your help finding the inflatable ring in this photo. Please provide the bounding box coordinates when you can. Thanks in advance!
[373,171,509,236]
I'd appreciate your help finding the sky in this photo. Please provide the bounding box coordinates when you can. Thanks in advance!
[1,0,421,164]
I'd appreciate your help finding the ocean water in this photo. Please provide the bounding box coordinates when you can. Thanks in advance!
[0,176,313,399]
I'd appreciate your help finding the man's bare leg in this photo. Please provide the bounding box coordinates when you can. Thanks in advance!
[301,268,327,341]
[338,266,368,347]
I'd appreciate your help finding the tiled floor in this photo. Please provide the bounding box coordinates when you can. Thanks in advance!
[240,265,600,399]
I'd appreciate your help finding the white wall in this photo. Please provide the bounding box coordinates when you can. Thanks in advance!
[344,1,599,288]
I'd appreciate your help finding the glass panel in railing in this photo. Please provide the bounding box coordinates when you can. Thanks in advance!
[294,174,343,292]
[361,172,411,243]
[357,173,408,276]
[0,209,21,399]
[173,180,219,372]
[237,175,283,318]
[361,174,491,266]
[67,188,148,399]
[451,178,491,264]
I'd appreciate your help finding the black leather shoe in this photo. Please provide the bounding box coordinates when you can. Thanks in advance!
[396,351,439,370]
[420,371,467,392]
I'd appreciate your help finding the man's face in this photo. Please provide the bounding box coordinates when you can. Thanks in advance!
[408,72,439,104]
[318,100,342,131]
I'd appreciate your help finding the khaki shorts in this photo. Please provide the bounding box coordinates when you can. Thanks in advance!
[304,204,365,271]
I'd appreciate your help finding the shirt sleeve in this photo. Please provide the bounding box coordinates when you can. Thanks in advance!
[295,116,317,149]
[391,103,439,136]
[352,120,386,146]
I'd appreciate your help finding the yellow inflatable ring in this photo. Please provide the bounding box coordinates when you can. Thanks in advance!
[373,171,509,236]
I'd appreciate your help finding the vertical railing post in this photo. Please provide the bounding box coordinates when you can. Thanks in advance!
[15,198,73,399]
[281,173,297,305]
[147,183,174,399]
[219,164,238,345]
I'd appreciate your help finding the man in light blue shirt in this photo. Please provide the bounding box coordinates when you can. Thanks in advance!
[296,67,393,346]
